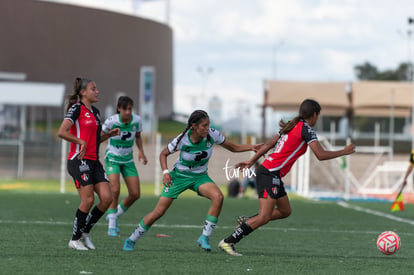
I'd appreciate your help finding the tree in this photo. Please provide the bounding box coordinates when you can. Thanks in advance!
[354,61,412,81]
[354,62,378,80]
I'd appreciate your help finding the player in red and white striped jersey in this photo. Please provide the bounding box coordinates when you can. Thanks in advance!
[58,77,119,251]
[219,99,355,256]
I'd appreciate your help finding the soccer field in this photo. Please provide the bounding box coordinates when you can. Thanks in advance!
[1,181,414,274]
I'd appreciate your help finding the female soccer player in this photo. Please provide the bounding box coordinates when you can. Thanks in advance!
[58,77,119,251]
[218,99,356,256]
[102,96,148,236]
[123,110,262,251]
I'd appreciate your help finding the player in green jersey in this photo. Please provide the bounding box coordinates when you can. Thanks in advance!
[102,96,148,237]
[123,110,262,252]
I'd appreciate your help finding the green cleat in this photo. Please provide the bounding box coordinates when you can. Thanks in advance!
[123,238,136,251]
[108,228,119,237]
[197,235,211,251]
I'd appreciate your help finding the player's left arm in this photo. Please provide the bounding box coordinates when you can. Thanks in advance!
[135,132,148,165]
[309,140,355,160]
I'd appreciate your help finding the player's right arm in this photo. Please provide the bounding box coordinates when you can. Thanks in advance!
[236,134,280,169]
[160,147,172,187]
[57,119,86,159]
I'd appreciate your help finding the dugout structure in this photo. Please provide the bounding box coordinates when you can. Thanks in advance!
[0,81,65,177]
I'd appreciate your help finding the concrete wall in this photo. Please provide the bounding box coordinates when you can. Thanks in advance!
[0,0,173,120]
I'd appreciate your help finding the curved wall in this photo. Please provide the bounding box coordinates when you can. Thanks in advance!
[0,0,173,119]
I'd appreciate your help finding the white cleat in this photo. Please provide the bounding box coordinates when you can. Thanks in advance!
[218,240,242,256]
[81,233,96,250]
[68,239,88,251]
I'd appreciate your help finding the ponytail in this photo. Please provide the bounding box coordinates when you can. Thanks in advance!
[279,117,301,134]
[66,77,92,112]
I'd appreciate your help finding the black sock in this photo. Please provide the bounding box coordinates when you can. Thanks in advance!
[72,209,88,240]
[83,206,104,234]
[224,221,253,244]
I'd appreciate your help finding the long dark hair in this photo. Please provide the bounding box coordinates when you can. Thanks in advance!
[279,99,321,134]
[116,96,134,113]
[172,110,209,151]
[66,77,92,112]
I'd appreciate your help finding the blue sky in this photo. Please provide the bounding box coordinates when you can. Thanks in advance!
[43,0,414,134]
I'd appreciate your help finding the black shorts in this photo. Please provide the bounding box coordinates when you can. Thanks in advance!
[255,165,287,199]
[67,159,108,188]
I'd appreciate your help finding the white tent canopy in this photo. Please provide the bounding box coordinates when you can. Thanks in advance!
[0,81,65,106]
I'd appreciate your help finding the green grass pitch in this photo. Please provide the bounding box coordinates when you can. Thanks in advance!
[1,179,414,274]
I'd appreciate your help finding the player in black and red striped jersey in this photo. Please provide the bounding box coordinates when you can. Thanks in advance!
[218,99,356,256]
[58,77,119,251]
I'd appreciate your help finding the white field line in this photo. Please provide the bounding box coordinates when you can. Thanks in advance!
[337,201,414,226]
[1,217,414,236]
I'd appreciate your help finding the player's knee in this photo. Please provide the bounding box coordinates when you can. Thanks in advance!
[112,188,120,197]
[129,191,140,201]
[100,193,113,208]
[280,208,292,218]
[82,196,95,209]
[213,192,224,203]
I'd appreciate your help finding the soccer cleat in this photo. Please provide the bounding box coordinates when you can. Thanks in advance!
[235,215,249,229]
[218,239,242,256]
[123,238,136,251]
[108,228,119,237]
[68,239,88,251]
[81,233,96,250]
[197,235,211,251]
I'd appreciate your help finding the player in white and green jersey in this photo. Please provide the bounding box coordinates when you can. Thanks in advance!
[123,110,262,252]
[102,96,148,237]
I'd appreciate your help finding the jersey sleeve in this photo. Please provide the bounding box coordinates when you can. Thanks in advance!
[64,103,80,123]
[135,114,143,133]
[101,115,115,133]
[167,133,183,153]
[301,123,318,144]
[209,128,225,145]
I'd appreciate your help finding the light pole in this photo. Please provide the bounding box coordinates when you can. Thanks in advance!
[197,66,213,108]
[396,28,412,80]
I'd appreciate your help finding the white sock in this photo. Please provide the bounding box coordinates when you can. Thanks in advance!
[107,213,117,229]
[116,204,126,218]
[202,220,216,237]
[130,224,147,242]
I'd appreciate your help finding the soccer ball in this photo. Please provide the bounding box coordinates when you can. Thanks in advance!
[376,231,401,255]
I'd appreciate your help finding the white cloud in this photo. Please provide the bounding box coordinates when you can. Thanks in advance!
[40,0,414,134]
